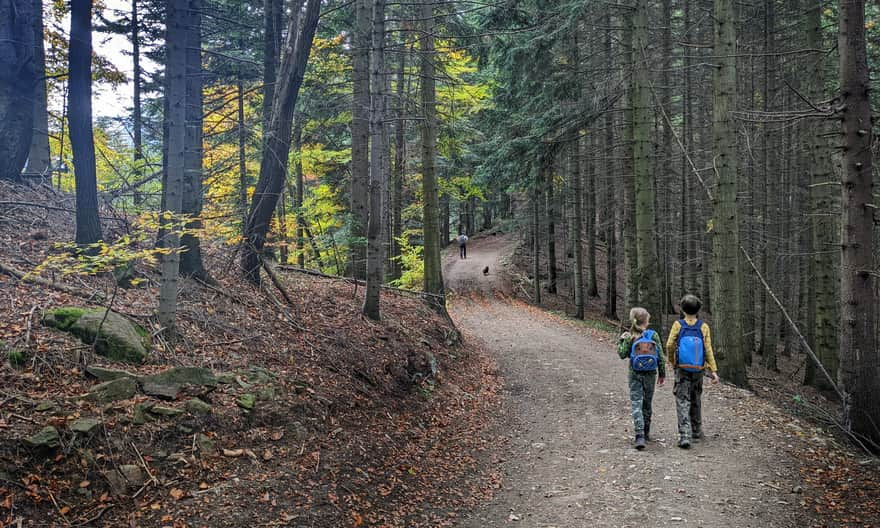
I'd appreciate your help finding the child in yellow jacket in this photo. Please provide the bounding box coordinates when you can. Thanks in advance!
[666,294,720,449]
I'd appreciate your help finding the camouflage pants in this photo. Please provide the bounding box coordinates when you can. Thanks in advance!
[628,370,656,435]
[674,369,704,439]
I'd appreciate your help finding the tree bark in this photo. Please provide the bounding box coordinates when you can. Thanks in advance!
[242,0,321,283]
[131,0,144,204]
[622,7,638,309]
[633,0,660,327]
[158,0,187,336]
[572,140,584,319]
[349,0,371,280]
[27,0,50,177]
[0,0,35,181]
[804,0,839,391]
[389,45,405,281]
[545,155,557,295]
[711,0,747,386]
[179,0,207,279]
[420,0,445,310]
[363,0,387,320]
[838,0,878,444]
[69,0,103,245]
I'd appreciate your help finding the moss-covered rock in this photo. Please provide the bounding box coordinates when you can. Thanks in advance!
[138,367,217,400]
[24,426,60,448]
[185,398,212,415]
[43,307,149,363]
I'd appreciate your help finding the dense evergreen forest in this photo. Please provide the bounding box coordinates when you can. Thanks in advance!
[1,0,880,524]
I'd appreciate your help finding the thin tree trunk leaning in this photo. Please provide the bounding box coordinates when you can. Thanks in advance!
[0,0,35,182]
[838,0,879,446]
[363,0,387,320]
[158,0,188,337]
[179,0,208,280]
[419,0,445,312]
[27,0,51,177]
[349,0,371,280]
[632,0,660,327]
[804,0,839,391]
[69,0,103,245]
[711,0,747,387]
[261,0,283,133]
[242,0,320,284]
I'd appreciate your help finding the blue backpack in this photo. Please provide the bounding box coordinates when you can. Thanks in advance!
[630,330,659,372]
[676,320,705,372]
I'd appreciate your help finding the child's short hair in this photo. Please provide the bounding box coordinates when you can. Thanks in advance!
[680,294,702,315]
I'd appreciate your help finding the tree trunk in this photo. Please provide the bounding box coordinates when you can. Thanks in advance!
[238,81,248,227]
[0,0,35,181]
[804,0,839,390]
[349,0,371,280]
[262,0,283,132]
[242,0,321,283]
[131,0,144,204]
[363,0,386,320]
[179,0,207,279]
[389,46,405,281]
[633,0,660,328]
[27,0,50,177]
[69,0,102,245]
[159,0,187,336]
[293,119,305,268]
[572,140,584,319]
[838,0,878,445]
[420,0,445,309]
[604,11,617,320]
[545,155,557,295]
[711,0,747,386]
[622,7,638,309]
[533,162,542,305]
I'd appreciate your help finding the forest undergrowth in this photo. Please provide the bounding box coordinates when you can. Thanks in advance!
[0,181,502,527]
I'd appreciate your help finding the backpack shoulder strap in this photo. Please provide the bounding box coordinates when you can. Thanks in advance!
[642,329,655,340]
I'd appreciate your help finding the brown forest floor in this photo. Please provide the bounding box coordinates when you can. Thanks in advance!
[494,228,880,528]
[0,181,502,527]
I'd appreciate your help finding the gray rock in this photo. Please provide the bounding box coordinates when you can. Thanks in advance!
[149,405,183,417]
[196,433,215,453]
[216,372,237,384]
[70,418,101,434]
[85,366,137,382]
[236,393,256,410]
[138,367,217,400]
[35,400,55,412]
[185,398,212,415]
[24,426,60,448]
[88,377,137,403]
[132,403,154,425]
[104,464,145,495]
[139,380,181,400]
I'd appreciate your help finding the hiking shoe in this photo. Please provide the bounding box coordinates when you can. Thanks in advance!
[678,437,691,449]
[635,434,646,450]
[692,430,703,440]
[644,423,651,442]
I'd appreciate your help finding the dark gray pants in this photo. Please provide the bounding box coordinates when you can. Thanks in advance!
[673,369,703,440]
[628,370,656,435]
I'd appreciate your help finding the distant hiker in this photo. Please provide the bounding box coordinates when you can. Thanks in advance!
[666,294,720,449]
[482,265,489,276]
[617,307,666,450]
[457,233,468,259]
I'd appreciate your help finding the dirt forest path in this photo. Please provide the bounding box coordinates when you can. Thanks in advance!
[444,235,813,528]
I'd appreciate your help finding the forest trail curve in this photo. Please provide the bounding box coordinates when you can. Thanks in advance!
[445,235,812,528]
